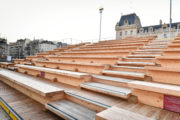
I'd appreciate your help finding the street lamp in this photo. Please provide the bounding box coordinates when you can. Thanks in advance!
[99,6,104,42]
[169,0,172,38]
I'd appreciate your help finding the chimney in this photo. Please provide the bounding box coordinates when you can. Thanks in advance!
[160,19,162,25]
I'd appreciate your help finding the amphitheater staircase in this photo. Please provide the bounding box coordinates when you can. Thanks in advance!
[1,35,180,119]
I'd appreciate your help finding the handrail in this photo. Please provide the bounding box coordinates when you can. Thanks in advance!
[0,97,23,120]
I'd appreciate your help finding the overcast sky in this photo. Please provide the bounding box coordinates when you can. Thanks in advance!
[0,0,179,43]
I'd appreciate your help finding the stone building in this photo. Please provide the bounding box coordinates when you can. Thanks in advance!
[24,40,57,56]
[24,39,67,56]
[9,38,31,59]
[115,13,180,39]
[0,38,8,61]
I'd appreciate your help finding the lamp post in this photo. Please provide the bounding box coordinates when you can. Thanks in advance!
[99,6,104,42]
[169,0,172,38]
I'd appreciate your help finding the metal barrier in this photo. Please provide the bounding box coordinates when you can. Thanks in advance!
[0,97,23,120]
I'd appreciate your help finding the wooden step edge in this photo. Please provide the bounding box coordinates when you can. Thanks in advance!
[102,70,145,79]
[65,92,110,109]
[80,83,131,99]
[45,103,77,120]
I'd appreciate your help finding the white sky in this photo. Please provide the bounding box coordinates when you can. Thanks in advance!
[0,0,179,43]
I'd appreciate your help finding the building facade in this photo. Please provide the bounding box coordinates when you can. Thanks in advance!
[24,40,67,56]
[9,39,31,59]
[0,38,8,61]
[115,13,180,39]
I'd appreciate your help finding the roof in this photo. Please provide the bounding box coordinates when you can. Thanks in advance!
[139,22,180,32]
[119,13,142,27]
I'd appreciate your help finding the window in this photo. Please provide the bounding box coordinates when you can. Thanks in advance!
[125,31,128,35]
[149,27,153,32]
[120,32,122,36]
[130,31,133,35]
[124,20,129,25]
[164,34,167,38]
[163,27,166,32]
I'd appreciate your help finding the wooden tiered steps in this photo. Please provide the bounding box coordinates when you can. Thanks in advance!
[71,46,139,52]
[102,69,146,79]
[82,42,145,48]
[128,80,180,108]
[33,60,105,74]
[0,62,14,69]
[16,64,90,87]
[0,81,60,119]
[162,49,180,56]
[156,56,180,68]
[103,38,172,82]
[146,66,180,85]
[0,69,64,104]
[46,100,96,120]
[2,35,180,119]
[56,50,130,57]
[96,106,155,120]
[80,82,131,99]
[64,91,110,112]
[47,56,119,65]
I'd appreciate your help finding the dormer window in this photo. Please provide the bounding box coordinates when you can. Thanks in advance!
[149,27,153,32]
[124,20,129,25]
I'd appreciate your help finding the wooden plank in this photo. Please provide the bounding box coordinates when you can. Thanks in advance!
[96,106,155,120]
[0,81,60,119]
[46,100,96,120]
[129,81,180,97]
[131,89,163,108]
[0,69,64,97]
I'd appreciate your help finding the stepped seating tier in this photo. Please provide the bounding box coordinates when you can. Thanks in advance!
[91,39,150,46]
[56,50,130,57]
[65,91,110,112]
[47,56,119,65]
[46,100,96,120]
[83,42,145,48]
[0,62,14,69]
[129,81,180,97]
[16,64,91,87]
[92,74,133,88]
[156,56,180,68]
[80,82,131,99]
[168,43,180,48]
[0,69,64,104]
[71,46,139,52]
[96,106,154,120]
[128,81,180,108]
[26,55,42,61]
[122,58,156,62]
[102,70,146,80]
[146,66,180,85]
[33,60,105,74]
[14,59,27,64]
[136,49,163,52]
[110,65,145,73]
[117,61,156,67]
[127,54,161,58]
[162,48,180,56]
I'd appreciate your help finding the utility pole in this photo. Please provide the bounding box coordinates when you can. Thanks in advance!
[99,7,104,42]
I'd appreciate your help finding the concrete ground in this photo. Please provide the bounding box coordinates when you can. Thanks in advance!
[0,107,11,120]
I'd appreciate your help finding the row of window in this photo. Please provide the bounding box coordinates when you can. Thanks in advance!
[139,26,180,33]
[120,31,133,36]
